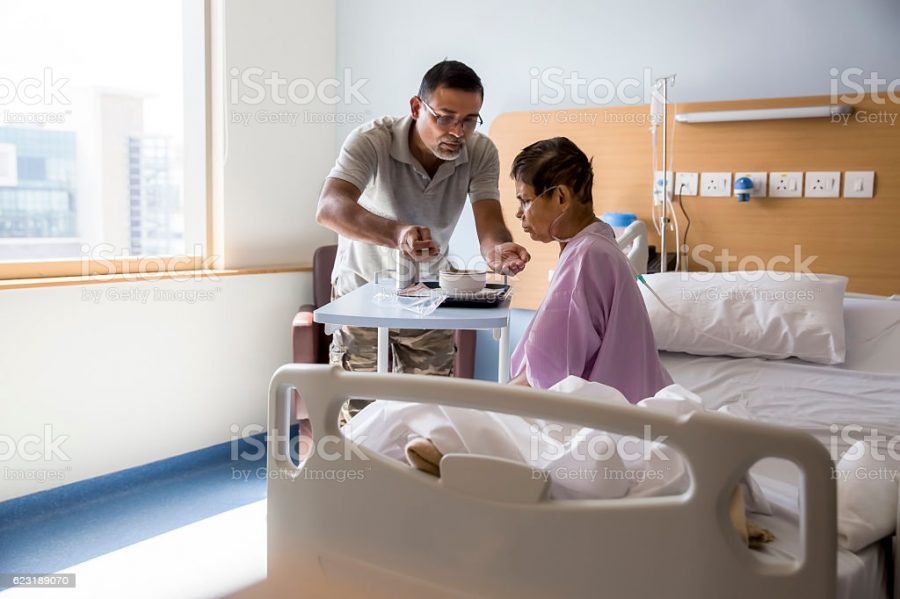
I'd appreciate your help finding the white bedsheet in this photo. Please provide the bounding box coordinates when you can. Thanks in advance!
[658,302,900,599]
[347,377,770,508]
[346,377,691,501]
[659,352,900,458]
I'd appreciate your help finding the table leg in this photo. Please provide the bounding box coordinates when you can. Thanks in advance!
[377,327,388,373]
[497,326,510,383]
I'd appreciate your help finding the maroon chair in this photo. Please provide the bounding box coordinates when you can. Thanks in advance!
[292,245,476,378]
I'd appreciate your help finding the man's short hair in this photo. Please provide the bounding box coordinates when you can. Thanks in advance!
[418,60,484,101]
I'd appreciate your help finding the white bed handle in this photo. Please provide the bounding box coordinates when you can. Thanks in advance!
[616,220,649,275]
[268,364,837,598]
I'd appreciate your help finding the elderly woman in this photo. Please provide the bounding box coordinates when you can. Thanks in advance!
[345,137,676,495]
[506,136,672,400]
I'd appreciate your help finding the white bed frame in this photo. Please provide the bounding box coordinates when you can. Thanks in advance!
[616,219,650,275]
[264,364,837,598]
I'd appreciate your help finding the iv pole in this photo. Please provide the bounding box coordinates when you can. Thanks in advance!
[656,75,674,273]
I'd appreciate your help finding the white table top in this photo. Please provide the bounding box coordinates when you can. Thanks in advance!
[314,282,511,330]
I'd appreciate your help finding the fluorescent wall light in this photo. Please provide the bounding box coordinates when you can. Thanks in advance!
[675,104,852,124]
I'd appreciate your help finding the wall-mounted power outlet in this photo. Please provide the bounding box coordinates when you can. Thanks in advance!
[769,172,803,198]
[700,172,731,197]
[674,172,698,196]
[734,172,767,197]
[804,171,841,198]
[844,171,875,198]
[653,170,673,205]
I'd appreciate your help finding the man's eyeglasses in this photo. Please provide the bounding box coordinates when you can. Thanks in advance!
[418,97,483,133]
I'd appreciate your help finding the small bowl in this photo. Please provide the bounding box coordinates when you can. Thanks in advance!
[439,269,487,293]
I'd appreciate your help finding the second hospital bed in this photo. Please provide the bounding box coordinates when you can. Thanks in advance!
[657,292,900,599]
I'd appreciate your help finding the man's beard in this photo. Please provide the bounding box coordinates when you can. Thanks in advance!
[431,136,463,161]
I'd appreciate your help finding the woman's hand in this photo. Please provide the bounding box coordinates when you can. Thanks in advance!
[486,241,531,275]
[509,369,531,387]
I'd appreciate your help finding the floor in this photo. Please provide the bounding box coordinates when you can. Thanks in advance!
[1,501,267,598]
[0,432,290,598]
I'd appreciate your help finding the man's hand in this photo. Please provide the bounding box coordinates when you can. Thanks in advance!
[486,241,531,275]
[397,225,440,262]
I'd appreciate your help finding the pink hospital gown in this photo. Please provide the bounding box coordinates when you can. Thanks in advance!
[510,220,672,403]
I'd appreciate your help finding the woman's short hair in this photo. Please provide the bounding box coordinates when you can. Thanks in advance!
[510,137,594,205]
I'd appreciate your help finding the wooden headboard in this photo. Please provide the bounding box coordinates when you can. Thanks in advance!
[490,94,900,309]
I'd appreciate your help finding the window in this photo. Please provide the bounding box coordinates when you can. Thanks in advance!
[0,0,208,278]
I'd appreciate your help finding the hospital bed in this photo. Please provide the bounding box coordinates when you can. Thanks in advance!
[264,364,838,598]
[258,286,900,599]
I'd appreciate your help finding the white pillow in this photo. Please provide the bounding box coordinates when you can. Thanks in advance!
[639,271,848,364]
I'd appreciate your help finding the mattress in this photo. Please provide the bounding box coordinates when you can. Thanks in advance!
[658,295,900,599]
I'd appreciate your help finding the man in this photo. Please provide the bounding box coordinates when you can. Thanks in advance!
[316,59,529,381]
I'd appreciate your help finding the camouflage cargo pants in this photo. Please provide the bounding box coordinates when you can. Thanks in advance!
[329,325,456,422]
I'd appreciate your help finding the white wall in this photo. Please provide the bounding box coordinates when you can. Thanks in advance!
[334,0,900,261]
[0,273,309,502]
[218,0,337,268]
